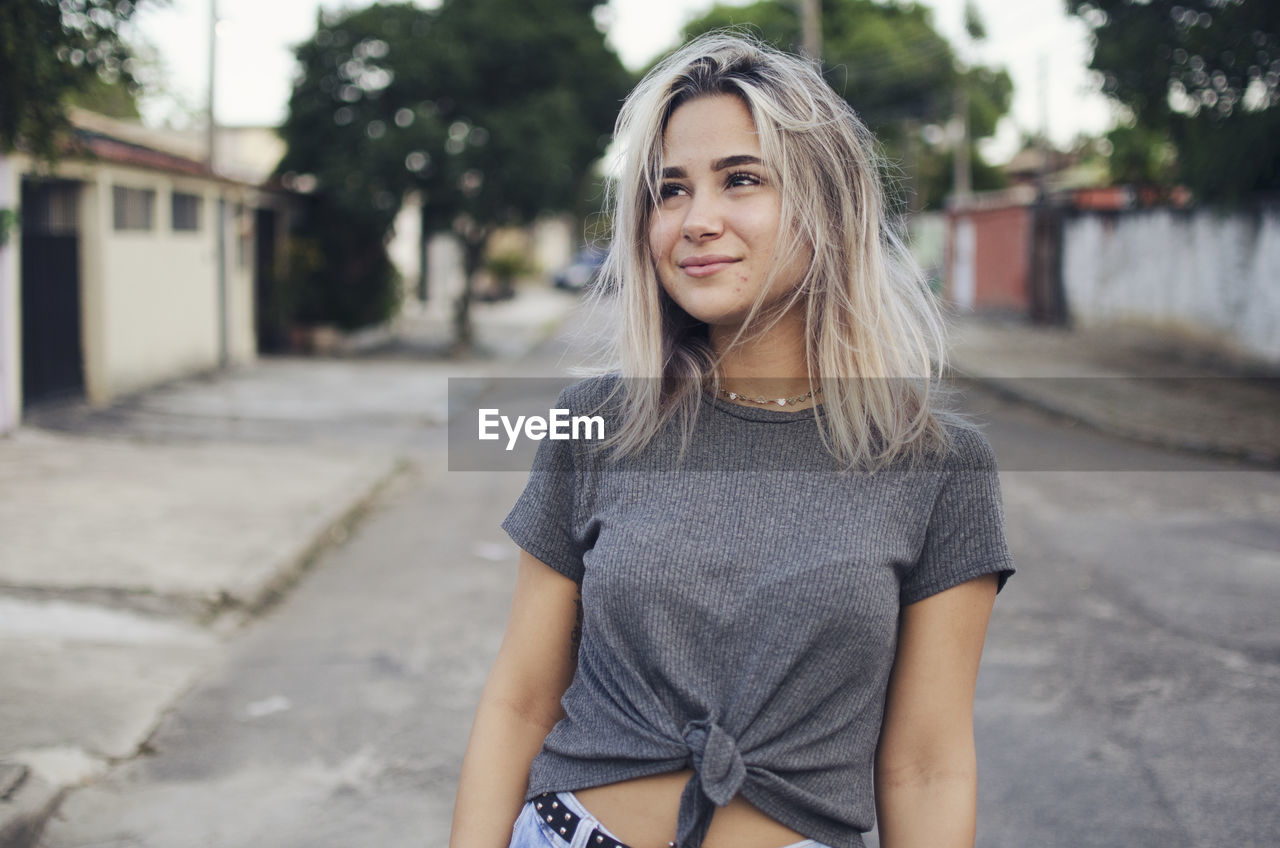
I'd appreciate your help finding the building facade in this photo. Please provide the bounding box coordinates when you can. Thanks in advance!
[0,113,269,433]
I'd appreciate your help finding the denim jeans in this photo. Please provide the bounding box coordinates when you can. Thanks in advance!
[507,789,831,848]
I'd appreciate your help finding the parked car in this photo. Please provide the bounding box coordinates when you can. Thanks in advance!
[552,247,608,292]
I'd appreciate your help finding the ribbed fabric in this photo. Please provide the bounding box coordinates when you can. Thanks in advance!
[501,376,1014,848]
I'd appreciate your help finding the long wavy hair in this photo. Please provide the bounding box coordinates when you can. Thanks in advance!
[585,31,954,469]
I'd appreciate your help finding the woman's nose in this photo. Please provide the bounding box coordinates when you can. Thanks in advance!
[681,192,723,242]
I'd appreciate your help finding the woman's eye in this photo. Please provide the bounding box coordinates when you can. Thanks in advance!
[658,183,687,200]
[727,171,762,188]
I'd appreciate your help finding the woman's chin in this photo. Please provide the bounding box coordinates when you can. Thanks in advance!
[670,298,754,329]
[689,311,755,331]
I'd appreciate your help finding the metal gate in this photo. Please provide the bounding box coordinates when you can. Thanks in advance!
[254,206,284,352]
[20,179,84,403]
[1029,204,1067,325]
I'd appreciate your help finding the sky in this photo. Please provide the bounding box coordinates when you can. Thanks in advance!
[127,0,1117,164]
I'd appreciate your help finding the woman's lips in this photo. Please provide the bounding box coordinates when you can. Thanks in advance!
[679,257,740,277]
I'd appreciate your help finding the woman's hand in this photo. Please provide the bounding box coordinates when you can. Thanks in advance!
[874,574,999,848]
[449,550,582,848]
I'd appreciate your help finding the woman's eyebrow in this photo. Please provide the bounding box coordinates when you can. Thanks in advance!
[660,155,765,180]
[712,154,763,171]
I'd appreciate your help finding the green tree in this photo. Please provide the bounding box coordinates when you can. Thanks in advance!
[1104,121,1178,186]
[1067,0,1280,201]
[681,0,1012,209]
[0,0,152,157]
[278,0,630,346]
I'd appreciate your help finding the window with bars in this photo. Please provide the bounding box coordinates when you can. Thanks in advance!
[171,191,201,232]
[21,181,79,235]
[112,185,155,231]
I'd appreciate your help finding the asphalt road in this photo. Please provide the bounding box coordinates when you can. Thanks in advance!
[965,393,1280,848]
[36,335,1280,848]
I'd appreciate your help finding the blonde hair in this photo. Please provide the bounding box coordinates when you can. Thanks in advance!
[585,31,954,469]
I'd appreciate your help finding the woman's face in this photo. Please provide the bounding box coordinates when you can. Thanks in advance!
[648,94,805,331]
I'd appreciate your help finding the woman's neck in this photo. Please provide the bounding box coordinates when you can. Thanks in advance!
[707,312,814,400]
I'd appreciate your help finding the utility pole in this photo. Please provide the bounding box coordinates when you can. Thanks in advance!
[206,0,217,170]
[952,0,984,205]
[1036,53,1051,198]
[800,0,822,62]
[952,82,971,201]
[207,0,229,367]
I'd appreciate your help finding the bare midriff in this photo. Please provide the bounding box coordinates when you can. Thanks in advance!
[572,769,809,848]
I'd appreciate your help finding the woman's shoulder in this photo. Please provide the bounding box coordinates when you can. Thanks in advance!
[925,414,1000,473]
[557,372,623,414]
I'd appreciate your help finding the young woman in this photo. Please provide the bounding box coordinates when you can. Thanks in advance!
[451,33,1014,848]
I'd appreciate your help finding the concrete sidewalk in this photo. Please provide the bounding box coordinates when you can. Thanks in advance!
[0,433,402,848]
[0,283,586,847]
[948,316,1280,467]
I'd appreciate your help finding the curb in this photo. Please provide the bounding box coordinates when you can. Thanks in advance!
[216,455,413,619]
[0,769,62,848]
[0,457,413,848]
[956,368,1280,469]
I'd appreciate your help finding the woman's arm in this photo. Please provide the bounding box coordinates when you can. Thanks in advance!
[450,549,582,848]
[874,573,999,848]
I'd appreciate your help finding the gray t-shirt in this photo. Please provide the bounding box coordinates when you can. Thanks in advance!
[501,376,1014,848]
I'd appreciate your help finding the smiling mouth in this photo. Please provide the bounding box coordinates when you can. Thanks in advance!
[679,257,740,277]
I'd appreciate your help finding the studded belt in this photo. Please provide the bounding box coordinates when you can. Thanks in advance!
[532,792,675,848]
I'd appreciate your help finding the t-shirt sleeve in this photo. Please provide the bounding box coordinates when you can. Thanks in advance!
[900,428,1015,606]
[500,390,589,583]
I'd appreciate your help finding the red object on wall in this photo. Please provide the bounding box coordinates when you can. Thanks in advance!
[1071,186,1133,211]
[947,200,1033,313]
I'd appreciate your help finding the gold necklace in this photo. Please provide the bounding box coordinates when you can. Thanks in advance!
[717,385,822,407]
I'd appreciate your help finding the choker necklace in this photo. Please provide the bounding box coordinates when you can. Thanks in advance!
[717,385,822,407]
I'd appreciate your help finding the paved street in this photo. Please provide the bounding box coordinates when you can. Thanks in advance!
[969,394,1280,848]
[13,301,1279,848]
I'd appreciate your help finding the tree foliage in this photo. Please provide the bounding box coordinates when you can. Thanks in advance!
[1105,122,1178,185]
[681,0,1012,208]
[1067,0,1280,201]
[0,0,150,157]
[278,0,630,341]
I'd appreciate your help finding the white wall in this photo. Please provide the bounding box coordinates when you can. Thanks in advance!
[388,193,423,307]
[907,212,947,291]
[0,155,19,433]
[951,218,976,311]
[532,215,574,277]
[79,171,109,402]
[224,196,258,366]
[77,165,257,403]
[1062,206,1280,364]
[425,232,465,319]
[89,166,220,400]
